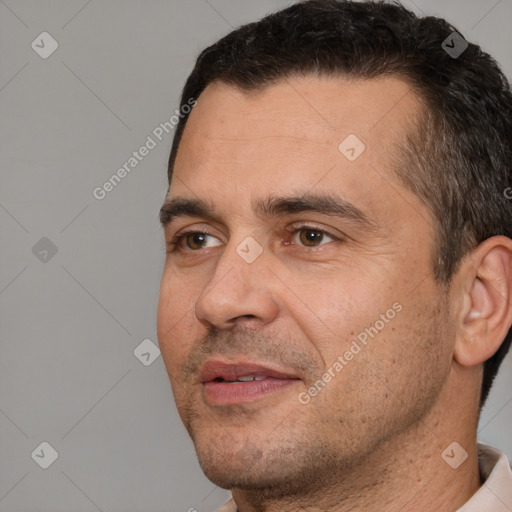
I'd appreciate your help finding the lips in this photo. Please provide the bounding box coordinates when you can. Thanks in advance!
[199,359,301,383]
[199,358,303,405]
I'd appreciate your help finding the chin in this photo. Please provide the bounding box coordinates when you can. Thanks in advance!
[193,434,279,487]
[193,433,321,498]
[200,464,269,491]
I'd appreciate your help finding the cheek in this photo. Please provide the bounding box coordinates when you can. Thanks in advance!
[157,268,200,372]
[288,270,391,355]
[157,264,199,330]
[360,296,450,408]
[311,297,450,446]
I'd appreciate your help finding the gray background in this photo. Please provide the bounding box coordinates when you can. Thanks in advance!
[0,0,511,511]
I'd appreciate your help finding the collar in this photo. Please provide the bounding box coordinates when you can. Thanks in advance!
[455,442,512,511]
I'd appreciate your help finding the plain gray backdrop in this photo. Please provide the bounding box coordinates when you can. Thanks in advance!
[1,1,511,511]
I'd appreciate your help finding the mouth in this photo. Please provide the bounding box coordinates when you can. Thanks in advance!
[199,359,302,405]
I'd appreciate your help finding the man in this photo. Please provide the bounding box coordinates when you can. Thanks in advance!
[157,1,512,510]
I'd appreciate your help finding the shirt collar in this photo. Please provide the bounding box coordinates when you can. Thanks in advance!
[455,442,512,511]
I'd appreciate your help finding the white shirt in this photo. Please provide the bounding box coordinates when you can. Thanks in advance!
[216,443,512,511]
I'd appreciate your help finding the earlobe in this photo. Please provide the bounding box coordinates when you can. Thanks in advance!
[453,236,512,368]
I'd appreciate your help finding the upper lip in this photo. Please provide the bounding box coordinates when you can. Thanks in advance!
[199,358,302,383]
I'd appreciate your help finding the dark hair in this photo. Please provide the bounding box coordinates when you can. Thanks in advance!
[166,0,512,407]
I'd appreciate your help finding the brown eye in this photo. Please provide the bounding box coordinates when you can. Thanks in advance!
[288,225,338,248]
[299,229,326,246]
[185,233,208,250]
[169,230,222,253]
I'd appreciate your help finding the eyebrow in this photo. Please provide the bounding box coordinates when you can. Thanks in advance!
[159,192,378,232]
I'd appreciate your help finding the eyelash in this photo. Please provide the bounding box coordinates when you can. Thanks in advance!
[167,224,340,253]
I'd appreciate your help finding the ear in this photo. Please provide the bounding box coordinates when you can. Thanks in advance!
[453,236,512,367]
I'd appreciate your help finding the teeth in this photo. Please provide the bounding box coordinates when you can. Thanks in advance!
[227,375,266,382]
[237,375,256,382]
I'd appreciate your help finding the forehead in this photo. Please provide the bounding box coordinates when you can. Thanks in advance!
[169,75,426,227]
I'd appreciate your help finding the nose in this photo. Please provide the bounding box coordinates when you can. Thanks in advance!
[194,240,280,330]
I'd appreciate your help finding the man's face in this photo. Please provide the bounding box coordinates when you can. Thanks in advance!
[157,76,454,495]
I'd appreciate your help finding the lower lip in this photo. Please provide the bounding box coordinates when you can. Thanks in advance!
[203,377,300,405]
